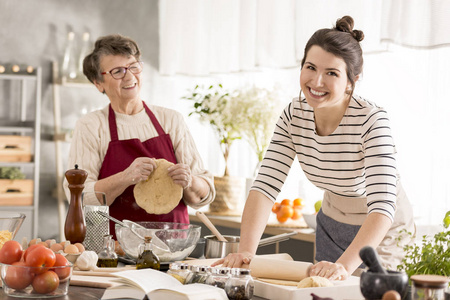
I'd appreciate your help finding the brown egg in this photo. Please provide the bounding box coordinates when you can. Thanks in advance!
[29,238,40,246]
[50,243,64,253]
[382,290,401,300]
[64,244,80,254]
[38,241,49,248]
[74,243,85,253]
[45,239,56,247]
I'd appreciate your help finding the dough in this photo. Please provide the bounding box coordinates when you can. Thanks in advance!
[297,276,333,288]
[134,159,183,214]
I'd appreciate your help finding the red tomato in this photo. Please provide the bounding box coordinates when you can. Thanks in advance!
[23,244,46,262]
[51,254,71,280]
[0,240,23,264]
[25,246,56,274]
[4,261,35,290]
[31,270,59,294]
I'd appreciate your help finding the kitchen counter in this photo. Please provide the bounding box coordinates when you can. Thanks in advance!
[189,213,317,262]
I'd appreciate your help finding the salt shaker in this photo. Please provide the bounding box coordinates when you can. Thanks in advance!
[225,268,254,300]
[206,267,231,289]
[411,274,449,300]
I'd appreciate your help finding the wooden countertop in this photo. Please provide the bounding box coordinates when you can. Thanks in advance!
[189,213,316,243]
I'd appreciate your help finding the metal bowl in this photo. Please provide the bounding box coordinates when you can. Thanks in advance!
[115,222,201,262]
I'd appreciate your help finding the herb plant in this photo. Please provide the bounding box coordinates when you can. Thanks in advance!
[0,167,25,180]
[397,211,450,277]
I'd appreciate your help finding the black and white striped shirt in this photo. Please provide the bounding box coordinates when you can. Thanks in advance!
[252,95,398,221]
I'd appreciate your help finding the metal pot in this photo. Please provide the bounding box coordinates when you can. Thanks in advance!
[204,231,297,259]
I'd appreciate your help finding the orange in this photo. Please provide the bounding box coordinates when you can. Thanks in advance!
[281,199,292,207]
[276,215,289,223]
[293,198,304,207]
[271,202,281,213]
[277,205,294,220]
[291,207,303,220]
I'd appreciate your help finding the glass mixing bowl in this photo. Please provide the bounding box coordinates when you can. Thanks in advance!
[116,222,201,262]
[0,211,25,248]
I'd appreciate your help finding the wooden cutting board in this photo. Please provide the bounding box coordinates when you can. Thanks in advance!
[70,275,120,288]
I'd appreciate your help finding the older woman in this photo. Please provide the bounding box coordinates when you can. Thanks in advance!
[63,34,215,237]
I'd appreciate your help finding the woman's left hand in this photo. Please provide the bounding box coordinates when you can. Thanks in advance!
[168,163,192,190]
[309,261,349,281]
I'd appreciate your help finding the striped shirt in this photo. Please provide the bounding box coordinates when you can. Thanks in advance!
[252,95,398,222]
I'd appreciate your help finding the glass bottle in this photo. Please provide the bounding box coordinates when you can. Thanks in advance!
[97,234,118,268]
[206,267,231,289]
[61,31,77,81]
[77,32,90,78]
[411,274,449,300]
[64,164,87,244]
[167,262,190,284]
[225,268,254,300]
[185,265,209,284]
[136,236,160,270]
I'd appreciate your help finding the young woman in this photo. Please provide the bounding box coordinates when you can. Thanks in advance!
[213,16,415,281]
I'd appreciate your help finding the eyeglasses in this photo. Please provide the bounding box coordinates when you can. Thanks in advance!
[101,61,143,79]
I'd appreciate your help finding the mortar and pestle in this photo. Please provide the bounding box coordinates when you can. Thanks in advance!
[359,246,409,300]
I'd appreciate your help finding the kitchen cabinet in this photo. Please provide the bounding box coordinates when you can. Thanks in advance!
[0,67,42,240]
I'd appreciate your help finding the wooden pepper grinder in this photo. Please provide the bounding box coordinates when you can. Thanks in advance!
[64,164,88,243]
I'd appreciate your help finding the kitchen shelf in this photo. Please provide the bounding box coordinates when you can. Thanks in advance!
[0,67,42,240]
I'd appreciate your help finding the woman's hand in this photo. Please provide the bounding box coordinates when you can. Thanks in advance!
[124,157,157,185]
[168,163,192,190]
[211,252,254,268]
[309,261,349,281]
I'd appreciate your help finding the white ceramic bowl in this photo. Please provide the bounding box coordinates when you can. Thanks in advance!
[303,213,317,230]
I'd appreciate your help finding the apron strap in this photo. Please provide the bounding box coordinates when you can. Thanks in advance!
[143,102,165,136]
[108,104,119,141]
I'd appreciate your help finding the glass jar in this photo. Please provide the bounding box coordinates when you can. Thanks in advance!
[136,236,160,270]
[225,268,254,300]
[411,274,449,300]
[185,265,209,284]
[97,234,118,267]
[206,267,231,289]
[167,262,190,284]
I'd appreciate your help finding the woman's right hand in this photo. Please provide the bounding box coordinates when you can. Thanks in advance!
[124,157,157,185]
[211,251,254,268]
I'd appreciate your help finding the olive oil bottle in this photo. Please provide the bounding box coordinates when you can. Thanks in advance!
[97,234,118,268]
[136,236,160,270]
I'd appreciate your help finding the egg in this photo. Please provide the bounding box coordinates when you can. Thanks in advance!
[64,244,80,254]
[382,290,401,300]
[50,243,64,253]
[74,243,85,253]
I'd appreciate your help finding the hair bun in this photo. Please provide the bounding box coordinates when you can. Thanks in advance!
[335,15,365,42]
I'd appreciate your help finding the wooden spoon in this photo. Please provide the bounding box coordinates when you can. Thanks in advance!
[195,211,228,242]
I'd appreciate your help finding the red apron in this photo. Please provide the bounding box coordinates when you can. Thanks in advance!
[98,103,188,238]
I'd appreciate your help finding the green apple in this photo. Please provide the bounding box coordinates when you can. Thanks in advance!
[314,200,322,213]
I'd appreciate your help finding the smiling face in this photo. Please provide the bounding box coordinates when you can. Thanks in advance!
[300,45,353,110]
[94,55,142,109]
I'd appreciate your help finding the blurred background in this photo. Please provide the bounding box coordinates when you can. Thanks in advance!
[0,0,448,240]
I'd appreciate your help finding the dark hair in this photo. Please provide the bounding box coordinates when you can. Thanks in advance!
[301,16,364,93]
[83,34,141,84]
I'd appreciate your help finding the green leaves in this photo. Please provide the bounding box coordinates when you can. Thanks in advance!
[397,212,450,279]
[0,167,26,180]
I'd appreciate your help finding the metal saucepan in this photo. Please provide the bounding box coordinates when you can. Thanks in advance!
[204,231,297,259]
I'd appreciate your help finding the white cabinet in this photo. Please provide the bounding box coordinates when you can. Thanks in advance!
[0,68,42,240]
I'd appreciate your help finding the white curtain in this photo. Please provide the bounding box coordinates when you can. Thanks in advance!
[155,0,450,226]
[381,0,450,48]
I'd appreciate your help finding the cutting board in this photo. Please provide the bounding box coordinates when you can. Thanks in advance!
[254,276,364,300]
[70,275,120,288]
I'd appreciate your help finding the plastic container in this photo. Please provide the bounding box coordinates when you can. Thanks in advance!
[225,268,254,300]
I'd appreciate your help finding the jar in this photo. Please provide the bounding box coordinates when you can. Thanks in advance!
[225,268,254,300]
[97,234,118,267]
[411,274,449,300]
[206,267,231,289]
[185,265,209,284]
[167,262,190,284]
